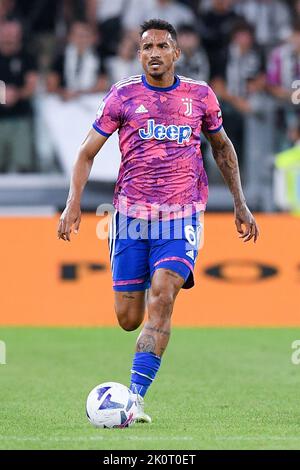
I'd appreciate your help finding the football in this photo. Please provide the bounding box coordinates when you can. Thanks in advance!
[86,382,138,428]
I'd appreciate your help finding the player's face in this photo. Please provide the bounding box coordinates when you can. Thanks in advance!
[139,29,180,78]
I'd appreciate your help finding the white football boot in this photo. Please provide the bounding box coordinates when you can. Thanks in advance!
[134,394,152,424]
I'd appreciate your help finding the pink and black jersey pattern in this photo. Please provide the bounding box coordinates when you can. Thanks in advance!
[93,74,222,219]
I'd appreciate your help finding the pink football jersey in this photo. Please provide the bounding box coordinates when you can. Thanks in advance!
[93,74,222,219]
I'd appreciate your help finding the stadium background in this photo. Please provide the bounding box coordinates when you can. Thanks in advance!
[1,0,300,451]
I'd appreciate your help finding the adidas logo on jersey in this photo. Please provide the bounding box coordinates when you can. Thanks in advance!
[186,250,194,260]
[135,104,149,114]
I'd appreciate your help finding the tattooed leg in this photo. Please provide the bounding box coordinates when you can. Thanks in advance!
[136,269,184,356]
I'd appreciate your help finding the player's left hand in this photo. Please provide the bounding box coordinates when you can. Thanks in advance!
[234,204,259,243]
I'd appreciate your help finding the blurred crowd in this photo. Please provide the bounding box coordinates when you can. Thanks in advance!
[0,0,300,179]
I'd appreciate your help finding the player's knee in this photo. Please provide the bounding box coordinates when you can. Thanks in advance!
[115,306,143,331]
[118,316,141,331]
[148,290,174,319]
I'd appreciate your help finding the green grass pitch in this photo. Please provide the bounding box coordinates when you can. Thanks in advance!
[0,327,300,450]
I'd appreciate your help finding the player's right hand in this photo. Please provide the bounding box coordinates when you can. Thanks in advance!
[57,204,81,242]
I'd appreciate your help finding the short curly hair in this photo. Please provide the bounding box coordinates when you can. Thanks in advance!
[140,19,178,43]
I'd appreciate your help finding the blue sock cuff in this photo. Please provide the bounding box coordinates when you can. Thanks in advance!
[132,352,161,375]
[134,352,161,366]
[130,352,161,397]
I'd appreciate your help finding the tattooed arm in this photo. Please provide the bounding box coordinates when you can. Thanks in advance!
[203,127,259,243]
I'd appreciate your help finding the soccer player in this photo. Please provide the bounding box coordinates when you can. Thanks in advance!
[58,19,259,423]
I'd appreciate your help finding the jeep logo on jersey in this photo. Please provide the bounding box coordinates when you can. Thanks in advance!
[139,119,192,144]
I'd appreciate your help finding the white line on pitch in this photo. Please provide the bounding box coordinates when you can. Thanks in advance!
[216,436,300,441]
[0,436,193,442]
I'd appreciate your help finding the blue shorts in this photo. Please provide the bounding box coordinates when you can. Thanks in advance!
[108,211,202,291]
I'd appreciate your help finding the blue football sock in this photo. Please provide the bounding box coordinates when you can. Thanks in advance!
[130,352,161,397]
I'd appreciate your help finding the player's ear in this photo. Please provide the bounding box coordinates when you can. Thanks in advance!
[174,46,181,62]
[137,49,142,63]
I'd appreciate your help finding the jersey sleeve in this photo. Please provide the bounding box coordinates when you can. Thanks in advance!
[93,85,122,137]
[202,85,223,134]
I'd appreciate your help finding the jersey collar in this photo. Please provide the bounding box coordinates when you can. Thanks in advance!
[142,74,180,92]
